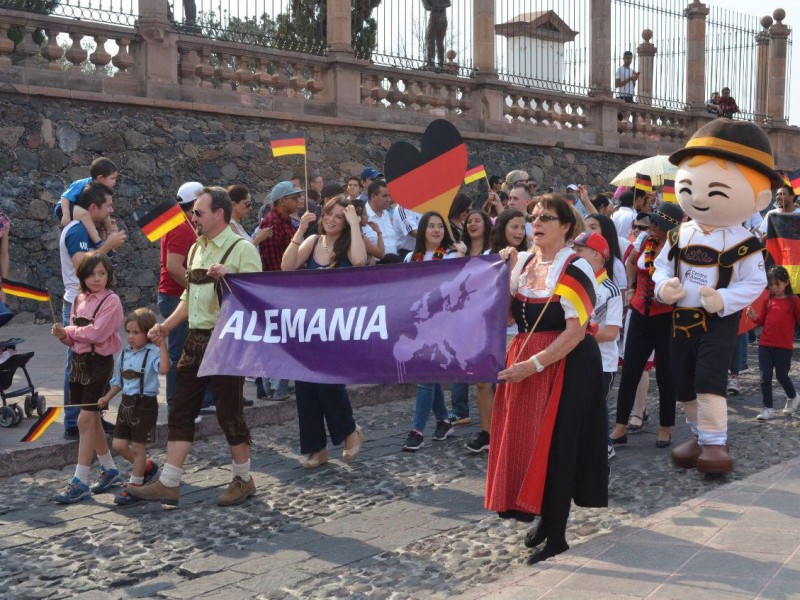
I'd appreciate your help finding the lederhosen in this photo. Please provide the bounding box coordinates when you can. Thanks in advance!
[69,294,115,412]
[167,237,250,445]
[667,227,763,400]
[113,347,159,444]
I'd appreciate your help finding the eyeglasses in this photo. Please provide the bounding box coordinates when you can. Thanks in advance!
[532,215,560,223]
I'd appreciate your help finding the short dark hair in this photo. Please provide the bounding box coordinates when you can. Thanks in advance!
[592,194,611,210]
[76,251,114,293]
[307,189,320,202]
[619,190,634,208]
[321,181,344,201]
[367,179,387,198]
[448,193,473,220]
[203,186,232,223]
[347,176,362,186]
[538,194,577,240]
[227,184,250,204]
[623,51,633,58]
[489,175,503,188]
[76,181,112,211]
[89,157,117,180]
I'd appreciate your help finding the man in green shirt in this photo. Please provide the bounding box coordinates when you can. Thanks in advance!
[130,187,262,507]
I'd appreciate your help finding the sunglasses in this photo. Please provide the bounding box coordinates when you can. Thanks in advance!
[532,215,560,223]
[632,224,650,231]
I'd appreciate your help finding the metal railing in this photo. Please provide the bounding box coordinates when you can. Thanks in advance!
[0,0,138,27]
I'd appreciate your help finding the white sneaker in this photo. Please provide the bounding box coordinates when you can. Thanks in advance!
[784,396,800,415]
[727,377,740,396]
[757,408,775,421]
[607,442,616,460]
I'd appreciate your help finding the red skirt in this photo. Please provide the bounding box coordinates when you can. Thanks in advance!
[485,330,566,514]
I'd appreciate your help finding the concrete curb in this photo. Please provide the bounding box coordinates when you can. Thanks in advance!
[0,383,414,478]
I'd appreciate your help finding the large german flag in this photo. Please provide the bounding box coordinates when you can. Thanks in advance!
[2,278,49,302]
[20,406,61,442]
[662,178,677,203]
[270,133,306,157]
[765,212,800,291]
[634,173,653,194]
[136,199,185,242]
[553,260,596,326]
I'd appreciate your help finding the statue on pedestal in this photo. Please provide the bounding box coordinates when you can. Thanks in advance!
[422,0,451,69]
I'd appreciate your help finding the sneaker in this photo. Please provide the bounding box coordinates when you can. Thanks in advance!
[90,468,123,494]
[432,420,454,441]
[114,485,141,506]
[402,430,424,451]
[54,478,91,504]
[757,408,775,421]
[199,405,217,415]
[727,377,740,396]
[739,365,751,374]
[194,415,203,424]
[784,396,800,416]
[217,476,256,506]
[144,460,159,485]
[466,430,490,453]
[448,413,472,426]
[607,441,616,460]
[269,391,291,401]
[125,479,180,506]
[63,427,79,441]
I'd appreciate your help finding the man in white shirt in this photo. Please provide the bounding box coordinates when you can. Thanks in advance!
[615,51,639,102]
[612,189,652,240]
[758,185,800,239]
[365,181,401,256]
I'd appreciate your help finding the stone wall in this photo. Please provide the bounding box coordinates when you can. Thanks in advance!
[1,93,635,322]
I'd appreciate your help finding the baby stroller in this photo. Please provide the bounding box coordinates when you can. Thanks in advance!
[0,337,46,428]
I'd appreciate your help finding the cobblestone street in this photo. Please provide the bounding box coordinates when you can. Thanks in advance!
[3,353,800,599]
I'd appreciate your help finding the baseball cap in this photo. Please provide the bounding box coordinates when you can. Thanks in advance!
[566,184,579,191]
[572,232,610,260]
[270,181,304,202]
[176,181,204,205]
[360,167,383,180]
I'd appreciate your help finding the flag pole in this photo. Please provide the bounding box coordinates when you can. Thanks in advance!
[303,154,309,212]
[181,208,199,238]
[47,297,57,325]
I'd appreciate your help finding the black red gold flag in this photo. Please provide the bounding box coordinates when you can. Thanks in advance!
[20,407,61,442]
[136,199,184,242]
[270,133,307,157]
[765,212,800,291]
[2,278,50,302]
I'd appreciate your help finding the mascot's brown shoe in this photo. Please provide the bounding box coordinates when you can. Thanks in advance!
[671,437,702,469]
[696,445,733,474]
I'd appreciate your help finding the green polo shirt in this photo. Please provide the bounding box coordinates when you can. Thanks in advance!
[181,226,261,329]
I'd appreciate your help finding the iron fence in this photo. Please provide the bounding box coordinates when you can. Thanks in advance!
[0,0,137,26]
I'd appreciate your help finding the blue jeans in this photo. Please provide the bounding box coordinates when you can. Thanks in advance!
[62,300,77,431]
[729,333,748,375]
[759,346,796,408]
[412,383,448,433]
[157,293,189,406]
[449,383,469,419]
[269,378,289,396]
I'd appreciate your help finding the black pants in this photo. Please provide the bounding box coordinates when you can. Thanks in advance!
[759,346,796,408]
[615,310,676,427]
[296,381,356,454]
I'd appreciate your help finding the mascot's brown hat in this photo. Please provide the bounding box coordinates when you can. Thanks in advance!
[669,118,783,188]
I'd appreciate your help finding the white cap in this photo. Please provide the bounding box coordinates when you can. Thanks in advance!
[177,181,204,205]
[566,184,579,191]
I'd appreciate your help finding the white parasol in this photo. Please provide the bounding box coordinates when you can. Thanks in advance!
[610,155,677,187]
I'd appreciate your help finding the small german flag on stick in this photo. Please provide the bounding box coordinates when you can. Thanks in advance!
[464,164,488,186]
[662,178,677,203]
[2,278,56,323]
[136,199,185,243]
[634,173,653,194]
[789,169,800,195]
[553,263,597,326]
[270,133,307,157]
[20,406,61,442]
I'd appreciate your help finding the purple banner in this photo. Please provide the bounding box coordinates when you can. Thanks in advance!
[198,256,509,384]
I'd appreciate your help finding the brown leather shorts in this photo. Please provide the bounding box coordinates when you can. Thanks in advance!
[69,353,114,412]
[113,395,158,444]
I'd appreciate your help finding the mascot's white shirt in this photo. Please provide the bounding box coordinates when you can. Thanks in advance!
[652,221,765,318]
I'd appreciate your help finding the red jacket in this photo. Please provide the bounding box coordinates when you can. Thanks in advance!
[754,295,800,350]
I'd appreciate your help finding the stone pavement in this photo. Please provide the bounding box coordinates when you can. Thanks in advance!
[2,327,800,598]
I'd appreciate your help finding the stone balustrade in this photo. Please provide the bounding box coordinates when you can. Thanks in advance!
[503,91,591,131]
[360,68,473,117]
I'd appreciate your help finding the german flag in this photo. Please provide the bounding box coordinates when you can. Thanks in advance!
[789,169,800,195]
[464,165,487,185]
[662,179,677,203]
[553,261,596,326]
[634,173,653,194]
[2,278,49,302]
[595,269,609,285]
[136,198,185,242]
[765,212,800,291]
[780,171,792,189]
[270,133,306,157]
[20,406,61,442]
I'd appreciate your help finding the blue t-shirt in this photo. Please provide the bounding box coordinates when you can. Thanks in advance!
[54,177,91,219]
[59,221,92,303]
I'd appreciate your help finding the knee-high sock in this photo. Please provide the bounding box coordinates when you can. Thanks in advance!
[683,399,698,436]
[697,393,727,446]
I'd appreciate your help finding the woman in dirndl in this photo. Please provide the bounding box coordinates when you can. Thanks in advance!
[485,194,608,564]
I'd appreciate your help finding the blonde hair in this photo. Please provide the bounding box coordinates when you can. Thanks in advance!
[501,169,529,194]
[684,156,770,196]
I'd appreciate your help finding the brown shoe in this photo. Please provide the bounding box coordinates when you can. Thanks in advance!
[125,479,180,506]
[217,476,256,506]
[671,436,702,469]
[343,425,364,462]
[696,444,733,474]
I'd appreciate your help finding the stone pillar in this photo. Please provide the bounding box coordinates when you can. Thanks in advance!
[767,9,790,122]
[589,0,612,96]
[134,0,179,95]
[473,0,496,76]
[327,0,352,56]
[684,0,709,110]
[636,29,656,105]
[755,16,772,118]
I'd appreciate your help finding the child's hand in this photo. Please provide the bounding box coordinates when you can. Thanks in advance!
[746,306,756,320]
[51,323,66,340]
[98,396,110,409]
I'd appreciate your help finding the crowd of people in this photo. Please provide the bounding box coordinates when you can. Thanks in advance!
[37,134,799,563]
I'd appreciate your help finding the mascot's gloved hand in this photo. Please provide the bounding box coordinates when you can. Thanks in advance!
[658,277,687,304]
[699,286,724,314]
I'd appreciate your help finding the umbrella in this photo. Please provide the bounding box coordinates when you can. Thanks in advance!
[610,155,677,187]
